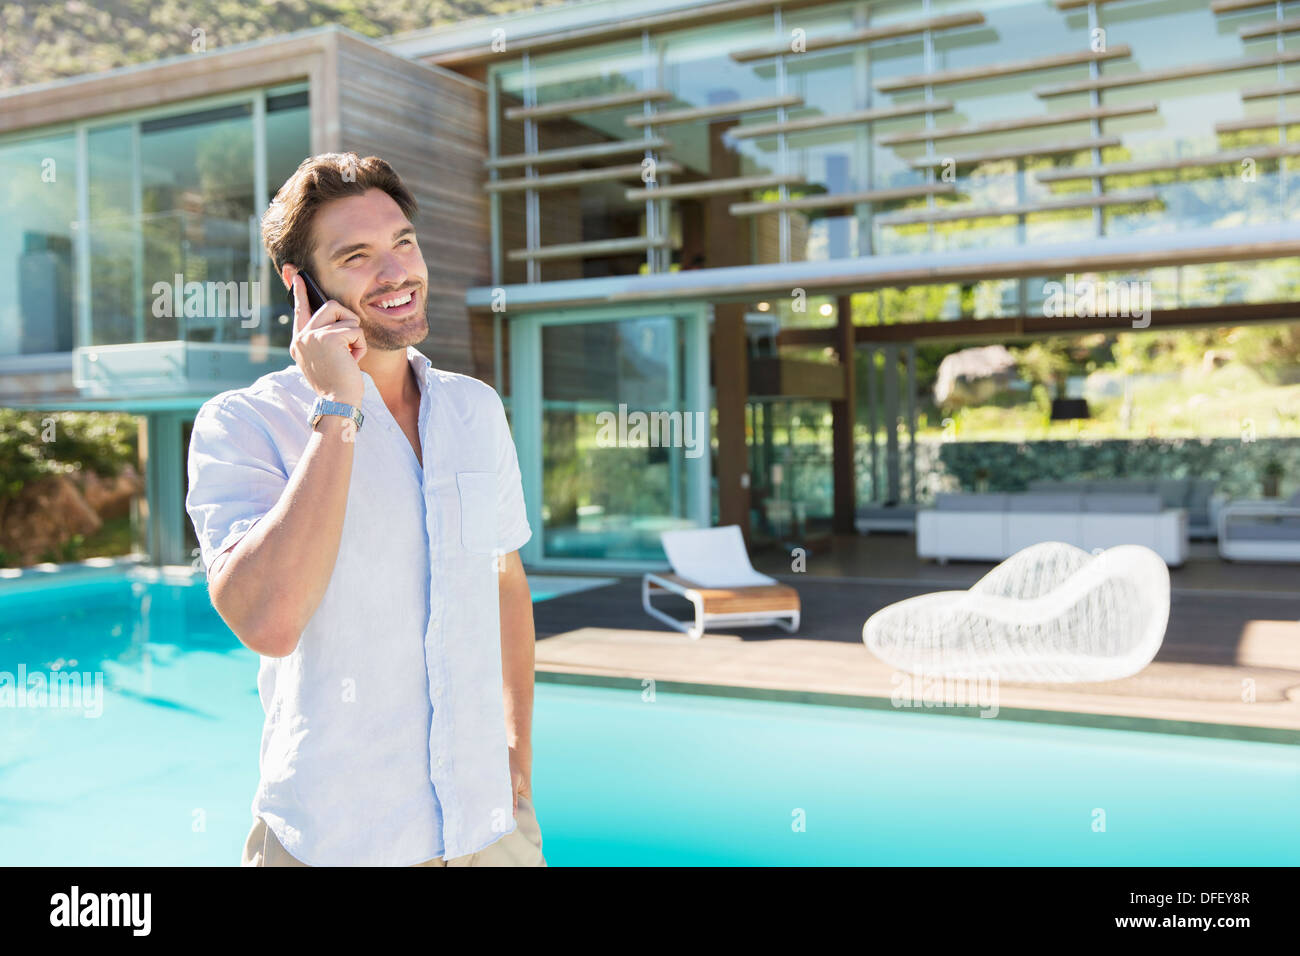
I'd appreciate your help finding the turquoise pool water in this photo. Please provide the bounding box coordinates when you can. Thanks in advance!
[1,571,1297,866]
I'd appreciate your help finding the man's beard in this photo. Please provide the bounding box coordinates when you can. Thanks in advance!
[357,299,429,351]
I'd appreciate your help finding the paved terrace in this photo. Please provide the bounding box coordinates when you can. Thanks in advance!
[530,534,1300,744]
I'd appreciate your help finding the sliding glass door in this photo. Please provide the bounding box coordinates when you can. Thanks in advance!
[510,304,711,567]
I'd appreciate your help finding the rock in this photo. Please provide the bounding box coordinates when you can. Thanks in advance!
[0,474,103,565]
[934,345,1018,406]
[73,465,143,520]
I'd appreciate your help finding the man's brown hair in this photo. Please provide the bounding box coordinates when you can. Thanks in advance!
[261,152,418,275]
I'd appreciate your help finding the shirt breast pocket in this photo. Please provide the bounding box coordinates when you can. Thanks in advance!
[456,471,499,555]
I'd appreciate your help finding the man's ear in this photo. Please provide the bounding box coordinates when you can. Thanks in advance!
[280,263,298,292]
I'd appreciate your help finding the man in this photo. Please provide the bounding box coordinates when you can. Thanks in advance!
[185,152,545,867]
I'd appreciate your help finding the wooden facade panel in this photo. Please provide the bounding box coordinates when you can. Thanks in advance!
[335,35,490,378]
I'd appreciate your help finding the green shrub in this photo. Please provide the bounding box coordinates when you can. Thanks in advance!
[0,410,138,503]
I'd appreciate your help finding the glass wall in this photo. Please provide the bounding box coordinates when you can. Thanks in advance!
[508,306,709,565]
[0,84,309,362]
[488,0,1300,275]
[0,132,77,357]
[539,315,698,561]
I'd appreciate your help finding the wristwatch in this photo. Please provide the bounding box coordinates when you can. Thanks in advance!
[309,396,364,432]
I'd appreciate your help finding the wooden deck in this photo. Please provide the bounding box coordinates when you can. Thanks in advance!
[530,536,1300,743]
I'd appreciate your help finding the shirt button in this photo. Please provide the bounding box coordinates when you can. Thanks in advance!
[437,756,445,768]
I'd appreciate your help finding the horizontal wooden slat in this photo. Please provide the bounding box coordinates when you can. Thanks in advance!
[725,100,954,140]
[774,301,1300,345]
[729,183,957,216]
[624,173,804,201]
[1036,50,1300,97]
[730,13,984,62]
[485,160,682,192]
[426,0,877,67]
[908,137,1120,168]
[1242,83,1300,99]
[874,190,1160,226]
[878,103,1157,145]
[626,95,803,128]
[1054,0,1133,8]
[877,46,1130,92]
[505,88,671,121]
[507,236,677,262]
[470,238,1300,313]
[1036,142,1300,181]
[1212,0,1278,12]
[1240,16,1300,38]
[486,137,669,170]
[1216,113,1300,133]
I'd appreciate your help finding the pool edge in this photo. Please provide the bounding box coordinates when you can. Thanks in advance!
[535,669,1300,746]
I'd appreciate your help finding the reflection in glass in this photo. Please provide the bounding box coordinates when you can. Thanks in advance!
[0,132,77,357]
[541,316,697,560]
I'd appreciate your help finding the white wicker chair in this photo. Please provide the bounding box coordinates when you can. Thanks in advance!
[862,542,1170,683]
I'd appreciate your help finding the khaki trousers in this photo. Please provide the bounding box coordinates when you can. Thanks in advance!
[240,793,547,867]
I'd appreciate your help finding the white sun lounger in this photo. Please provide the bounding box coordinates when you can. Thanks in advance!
[641,525,801,639]
[862,541,1170,683]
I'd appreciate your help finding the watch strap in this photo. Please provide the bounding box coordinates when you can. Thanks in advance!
[310,396,364,431]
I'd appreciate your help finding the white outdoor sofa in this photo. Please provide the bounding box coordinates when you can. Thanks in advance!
[1217,492,1300,563]
[1027,478,1224,540]
[642,525,801,639]
[917,492,1188,567]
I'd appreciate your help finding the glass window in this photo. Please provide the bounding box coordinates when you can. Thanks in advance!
[540,315,698,561]
[0,131,77,357]
[263,89,310,346]
[137,102,256,345]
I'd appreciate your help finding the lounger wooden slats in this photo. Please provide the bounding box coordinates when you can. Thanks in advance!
[650,574,801,615]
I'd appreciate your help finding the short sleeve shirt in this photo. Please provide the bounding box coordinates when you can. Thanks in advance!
[185,347,531,864]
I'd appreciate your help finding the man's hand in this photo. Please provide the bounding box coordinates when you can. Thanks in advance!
[289,272,366,406]
[508,743,532,816]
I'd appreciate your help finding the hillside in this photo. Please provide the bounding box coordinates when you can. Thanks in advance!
[0,0,560,91]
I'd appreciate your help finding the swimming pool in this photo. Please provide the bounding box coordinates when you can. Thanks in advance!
[1,570,1297,865]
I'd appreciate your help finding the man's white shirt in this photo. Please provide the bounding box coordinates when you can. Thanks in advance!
[186,346,531,865]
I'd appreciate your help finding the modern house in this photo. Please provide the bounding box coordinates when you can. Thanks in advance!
[2,0,1299,569]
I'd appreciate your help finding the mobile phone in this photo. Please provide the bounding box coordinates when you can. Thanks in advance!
[296,269,329,315]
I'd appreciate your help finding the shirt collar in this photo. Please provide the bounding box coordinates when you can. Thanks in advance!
[405,345,433,381]
[354,347,434,405]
